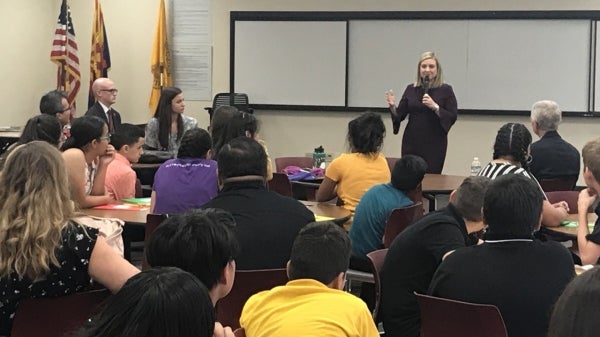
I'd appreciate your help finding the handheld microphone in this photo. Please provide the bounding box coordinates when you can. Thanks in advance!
[422,76,430,95]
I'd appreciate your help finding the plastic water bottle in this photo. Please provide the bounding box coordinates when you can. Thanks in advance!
[470,157,481,176]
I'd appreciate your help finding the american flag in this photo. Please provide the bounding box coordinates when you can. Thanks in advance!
[50,0,80,115]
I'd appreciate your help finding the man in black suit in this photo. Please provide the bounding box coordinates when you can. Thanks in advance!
[85,77,122,133]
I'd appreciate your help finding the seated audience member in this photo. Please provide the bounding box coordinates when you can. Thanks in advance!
[429,174,575,337]
[478,122,568,227]
[78,267,227,337]
[380,176,490,337]
[104,124,145,201]
[529,100,580,182]
[316,111,391,213]
[575,138,600,265]
[548,266,600,337]
[202,137,315,270]
[350,154,427,266]
[212,111,273,180]
[150,128,218,214]
[209,105,238,152]
[146,208,239,307]
[240,221,380,337]
[39,89,72,140]
[61,116,115,208]
[0,141,139,335]
[145,86,197,156]
[0,114,62,170]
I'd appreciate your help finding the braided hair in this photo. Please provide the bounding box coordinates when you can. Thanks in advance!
[492,123,532,168]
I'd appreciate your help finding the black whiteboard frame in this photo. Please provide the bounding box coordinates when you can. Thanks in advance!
[231,10,600,117]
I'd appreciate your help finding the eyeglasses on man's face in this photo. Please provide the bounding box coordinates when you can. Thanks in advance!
[100,89,119,94]
[98,133,112,141]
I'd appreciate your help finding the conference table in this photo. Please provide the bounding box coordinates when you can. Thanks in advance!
[82,201,351,225]
[546,213,598,238]
[421,174,467,212]
[291,173,468,212]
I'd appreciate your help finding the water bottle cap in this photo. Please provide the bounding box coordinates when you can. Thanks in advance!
[474,157,479,161]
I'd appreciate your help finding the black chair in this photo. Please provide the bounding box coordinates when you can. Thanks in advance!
[267,172,293,197]
[383,202,423,248]
[12,289,111,337]
[539,177,577,192]
[142,213,169,270]
[415,293,508,337]
[216,268,288,330]
[205,93,253,121]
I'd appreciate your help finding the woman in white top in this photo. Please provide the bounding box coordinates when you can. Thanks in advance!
[61,116,114,208]
[478,122,569,227]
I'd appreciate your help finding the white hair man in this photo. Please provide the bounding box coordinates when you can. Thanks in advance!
[530,100,580,183]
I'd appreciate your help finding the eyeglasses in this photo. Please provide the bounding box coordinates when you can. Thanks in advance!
[98,133,112,141]
[100,89,119,94]
[60,106,72,113]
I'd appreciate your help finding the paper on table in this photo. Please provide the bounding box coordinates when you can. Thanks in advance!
[93,203,149,211]
[315,215,335,222]
[561,221,594,228]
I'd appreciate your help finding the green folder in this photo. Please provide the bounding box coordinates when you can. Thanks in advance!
[561,221,594,228]
[121,197,151,206]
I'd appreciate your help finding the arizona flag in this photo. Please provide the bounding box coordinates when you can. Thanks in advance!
[149,0,172,113]
[88,0,111,108]
[50,0,80,116]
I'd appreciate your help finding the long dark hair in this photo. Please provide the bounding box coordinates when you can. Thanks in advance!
[78,267,215,337]
[213,111,258,161]
[61,116,105,151]
[19,114,62,146]
[153,87,183,150]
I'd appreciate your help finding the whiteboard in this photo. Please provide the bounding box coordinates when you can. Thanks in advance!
[234,21,347,106]
[232,14,595,113]
[348,19,590,111]
[348,20,468,108]
[464,20,590,111]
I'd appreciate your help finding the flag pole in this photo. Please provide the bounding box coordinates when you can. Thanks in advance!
[63,0,70,95]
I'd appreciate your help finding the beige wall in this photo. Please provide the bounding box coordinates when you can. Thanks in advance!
[3,0,599,182]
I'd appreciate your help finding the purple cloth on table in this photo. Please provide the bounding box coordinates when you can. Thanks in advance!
[282,166,324,181]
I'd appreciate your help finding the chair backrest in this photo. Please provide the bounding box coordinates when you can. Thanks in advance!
[205,93,253,121]
[267,172,293,197]
[383,202,423,248]
[366,248,388,321]
[11,289,111,337]
[142,213,168,270]
[545,190,580,214]
[274,156,314,173]
[386,157,400,172]
[135,178,143,198]
[216,268,288,330]
[213,93,250,110]
[233,327,246,337]
[539,177,577,192]
[415,293,508,337]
